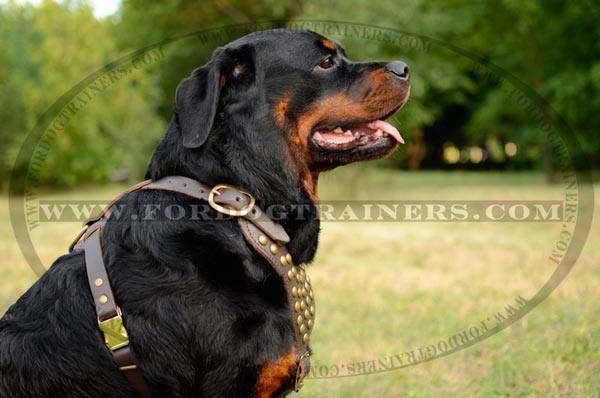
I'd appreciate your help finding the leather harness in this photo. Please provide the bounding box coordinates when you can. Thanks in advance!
[70,176,314,397]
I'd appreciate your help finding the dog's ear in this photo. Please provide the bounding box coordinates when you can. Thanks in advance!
[176,46,256,149]
[176,48,224,149]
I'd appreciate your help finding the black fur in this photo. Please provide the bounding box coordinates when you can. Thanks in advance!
[1,29,409,397]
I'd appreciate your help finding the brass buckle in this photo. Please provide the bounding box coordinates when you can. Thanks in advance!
[294,351,311,392]
[98,309,129,351]
[208,184,255,217]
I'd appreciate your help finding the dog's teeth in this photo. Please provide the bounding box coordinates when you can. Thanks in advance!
[375,129,383,137]
[333,127,343,133]
[354,132,360,138]
[344,130,353,136]
[327,126,336,130]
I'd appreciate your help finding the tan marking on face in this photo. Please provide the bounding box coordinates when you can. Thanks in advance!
[274,93,291,127]
[219,74,227,88]
[320,38,336,50]
[254,347,298,398]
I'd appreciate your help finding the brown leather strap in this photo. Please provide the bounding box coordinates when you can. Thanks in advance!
[73,176,313,394]
[84,223,150,398]
[113,346,151,397]
[238,219,313,391]
[143,177,290,244]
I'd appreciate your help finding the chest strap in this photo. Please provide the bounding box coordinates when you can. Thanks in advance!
[72,176,314,396]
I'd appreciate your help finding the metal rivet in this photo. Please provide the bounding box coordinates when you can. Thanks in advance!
[292,287,298,297]
[306,296,312,305]
[295,302,301,312]
[302,288,307,297]
[291,267,297,275]
[304,309,310,319]
[94,278,103,287]
[280,255,288,266]
[297,315,303,326]
[288,270,294,281]
[258,235,268,245]
[309,290,314,299]
[99,295,108,304]
[310,305,315,316]
[308,319,313,329]
[300,324,306,334]
[303,333,309,344]
[300,301,306,310]
[296,274,301,283]
[270,244,278,255]
[286,253,292,263]
[307,275,311,284]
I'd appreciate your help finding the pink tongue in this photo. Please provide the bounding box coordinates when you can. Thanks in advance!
[367,120,404,144]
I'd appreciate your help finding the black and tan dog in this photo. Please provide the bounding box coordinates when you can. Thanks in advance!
[0,29,409,397]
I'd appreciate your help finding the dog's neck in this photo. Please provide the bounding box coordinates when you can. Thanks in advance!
[145,118,321,264]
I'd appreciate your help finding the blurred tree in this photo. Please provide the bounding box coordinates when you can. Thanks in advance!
[2,0,165,188]
[463,0,600,178]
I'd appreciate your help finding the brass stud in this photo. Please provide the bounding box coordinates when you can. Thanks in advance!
[99,295,108,304]
[303,333,309,344]
[300,324,306,334]
[307,275,311,284]
[308,319,313,329]
[258,235,268,245]
[280,255,288,266]
[294,302,301,312]
[309,290,314,299]
[286,253,292,263]
[302,288,307,297]
[292,287,298,297]
[306,296,312,305]
[94,278,104,287]
[304,309,310,319]
[296,274,301,283]
[300,301,306,310]
[297,315,303,326]
[270,244,278,255]
[288,270,294,281]
[310,305,315,316]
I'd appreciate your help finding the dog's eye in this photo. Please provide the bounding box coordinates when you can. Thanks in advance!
[317,56,336,70]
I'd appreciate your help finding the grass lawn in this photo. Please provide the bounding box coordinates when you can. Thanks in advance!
[1,168,598,397]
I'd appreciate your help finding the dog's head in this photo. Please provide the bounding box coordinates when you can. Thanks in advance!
[150,29,410,202]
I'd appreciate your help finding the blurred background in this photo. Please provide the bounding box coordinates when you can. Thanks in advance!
[1,0,599,397]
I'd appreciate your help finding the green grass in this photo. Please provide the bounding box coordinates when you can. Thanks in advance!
[1,168,599,397]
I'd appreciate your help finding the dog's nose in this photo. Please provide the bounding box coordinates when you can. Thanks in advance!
[386,61,410,81]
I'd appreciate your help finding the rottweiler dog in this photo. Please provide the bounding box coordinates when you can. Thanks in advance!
[0,29,410,398]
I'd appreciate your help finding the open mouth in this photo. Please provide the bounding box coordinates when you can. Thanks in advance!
[311,119,404,152]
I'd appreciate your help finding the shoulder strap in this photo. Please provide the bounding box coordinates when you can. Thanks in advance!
[84,221,151,398]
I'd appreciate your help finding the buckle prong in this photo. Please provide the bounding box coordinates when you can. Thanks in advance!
[208,184,255,217]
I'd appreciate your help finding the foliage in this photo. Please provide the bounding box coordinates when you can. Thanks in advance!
[1,0,599,189]
[1,0,165,188]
